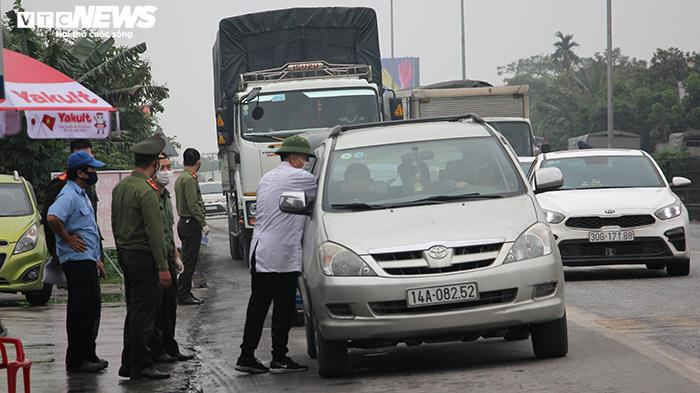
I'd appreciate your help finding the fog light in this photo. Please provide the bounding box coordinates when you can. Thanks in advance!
[664,227,686,251]
[22,266,40,282]
[533,281,557,298]
[327,303,353,318]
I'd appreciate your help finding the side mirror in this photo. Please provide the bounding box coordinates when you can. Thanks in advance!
[672,176,692,187]
[540,143,552,153]
[382,88,396,120]
[279,191,313,216]
[534,167,564,193]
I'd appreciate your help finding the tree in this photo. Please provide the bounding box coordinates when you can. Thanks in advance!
[552,31,580,72]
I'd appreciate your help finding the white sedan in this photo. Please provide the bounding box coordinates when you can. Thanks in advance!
[529,149,691,276]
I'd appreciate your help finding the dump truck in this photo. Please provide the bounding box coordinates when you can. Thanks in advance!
[212,7,388,261]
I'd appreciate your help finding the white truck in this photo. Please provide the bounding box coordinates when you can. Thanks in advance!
[213,7,388,261]
[394,80,536,157]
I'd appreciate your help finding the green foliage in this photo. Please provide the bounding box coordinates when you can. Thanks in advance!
[0,0,170,199]
[500,34,700,152]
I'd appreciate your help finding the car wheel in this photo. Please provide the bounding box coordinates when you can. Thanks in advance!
[667,260,690,276]
[25,283,53,306]
[315,320,349,378]
[531,314,568,359]
[646,263,665,270]
[305,312,317,359]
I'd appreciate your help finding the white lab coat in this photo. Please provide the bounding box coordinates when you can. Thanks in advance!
[249,161,317,273]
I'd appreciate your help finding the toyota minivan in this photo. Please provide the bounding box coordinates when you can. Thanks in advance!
[280,115,568,377]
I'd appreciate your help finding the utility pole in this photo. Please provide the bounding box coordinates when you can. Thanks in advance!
[0,2,5,100]
[390,0,395,58]
[460,0,466,79]
[606,0,614,147]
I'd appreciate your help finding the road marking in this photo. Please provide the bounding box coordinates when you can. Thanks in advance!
[567,305,700,386]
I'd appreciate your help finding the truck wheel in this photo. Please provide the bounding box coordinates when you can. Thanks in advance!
[25,283,53,306]
[316,326,349,378]
[667,260,690,276]
[531,314,568,359]
[305,312,317,359]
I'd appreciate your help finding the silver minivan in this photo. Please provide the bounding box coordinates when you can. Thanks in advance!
[280,115,568,377]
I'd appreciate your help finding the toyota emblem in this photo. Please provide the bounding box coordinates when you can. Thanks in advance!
[427,245,449,260]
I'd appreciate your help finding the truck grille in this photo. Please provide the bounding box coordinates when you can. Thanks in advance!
[372,243,502,276]
[565,215,655,229]
[558,237,671,262]
[369,288,518,315]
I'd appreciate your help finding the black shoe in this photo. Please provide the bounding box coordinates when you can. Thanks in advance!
[173,352,195,361]
[90,356,109,370]
[235,357,269,374]
[140,367,170,379]
[118,367,130,378]
[156,353,177,363]
[269,357,308,374]
[67,361,104,373]
[190,292,204,302]
[178,295,202,305]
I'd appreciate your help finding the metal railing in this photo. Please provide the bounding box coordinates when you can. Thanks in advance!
[240,61,371,88]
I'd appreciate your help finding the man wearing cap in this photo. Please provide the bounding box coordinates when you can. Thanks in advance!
[236,135,317,374]
[112,135,172,380]
[47,151,107,373]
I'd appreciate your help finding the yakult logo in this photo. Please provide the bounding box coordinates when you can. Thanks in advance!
[18,6,157,29]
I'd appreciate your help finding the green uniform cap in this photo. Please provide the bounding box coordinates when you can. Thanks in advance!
[275,135,315,157]
[131,134,166,155]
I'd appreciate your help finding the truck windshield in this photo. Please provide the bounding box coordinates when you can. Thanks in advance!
[488,121,534,156]
[240,88,378,138]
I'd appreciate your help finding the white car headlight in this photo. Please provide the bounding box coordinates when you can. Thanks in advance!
[655,200,682,220]
[14,223,38,255]
[319,242,377,276]
[505,222,553,263]
[544,209,565,224]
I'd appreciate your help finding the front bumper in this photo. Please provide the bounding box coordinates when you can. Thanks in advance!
[550,214,689,266]
[0,244,48,293]
[308,253,565,342]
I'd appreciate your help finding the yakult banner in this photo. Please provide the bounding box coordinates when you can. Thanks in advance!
[25,110,111,139]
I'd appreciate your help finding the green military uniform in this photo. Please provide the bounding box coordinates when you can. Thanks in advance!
[111,134,168,379]
[174,170,206,300]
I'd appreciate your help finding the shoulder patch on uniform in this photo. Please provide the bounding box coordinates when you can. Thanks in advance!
[191,172,198,180]
[146,178,159,191]
[57,172,67,181]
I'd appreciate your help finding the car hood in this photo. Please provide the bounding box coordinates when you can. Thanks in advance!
[536,188,676,215]
[322,195,537,255]
[0,215,34,243]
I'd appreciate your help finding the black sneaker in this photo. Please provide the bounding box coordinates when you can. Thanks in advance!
[235,357,269,374]
[269,357,308,374]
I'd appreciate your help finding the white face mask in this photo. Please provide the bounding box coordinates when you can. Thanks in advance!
[156,170,173,186]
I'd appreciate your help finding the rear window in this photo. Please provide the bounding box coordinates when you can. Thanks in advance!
[0,183,33,216]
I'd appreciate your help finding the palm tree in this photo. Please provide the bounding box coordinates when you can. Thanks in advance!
[553,31,580,72]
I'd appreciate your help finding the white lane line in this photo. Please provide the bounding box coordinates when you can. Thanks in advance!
[567,305,700,386]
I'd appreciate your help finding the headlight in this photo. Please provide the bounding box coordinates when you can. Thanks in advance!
[319,242,377,276]
[655,201,682,220]
[14,223,38,255]
[246,201,257,217]
[505,222,553,263]
[544,209,565,224]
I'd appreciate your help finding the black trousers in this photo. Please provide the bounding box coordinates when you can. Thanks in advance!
[240,250,299,361]
[62,260,101,368]
[151,264,180,357]
[177,218,201,299]
[118,249,160,377]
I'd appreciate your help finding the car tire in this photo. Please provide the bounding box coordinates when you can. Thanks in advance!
[667,260,690,276]
[25,283,53,306]
[531,314,568,359]
[646,263,665,270]
[305,312,317,359]
[315,321,349,378]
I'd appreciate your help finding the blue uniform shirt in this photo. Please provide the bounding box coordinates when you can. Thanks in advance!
[48,180,101,263]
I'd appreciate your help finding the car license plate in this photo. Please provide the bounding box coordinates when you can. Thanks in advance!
[588,230,634,242]
[407,282,479,308]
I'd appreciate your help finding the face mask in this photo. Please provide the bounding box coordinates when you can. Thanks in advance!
[84,172,98,186]
[156,170,172,186]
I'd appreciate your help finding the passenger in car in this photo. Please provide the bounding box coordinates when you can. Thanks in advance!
[340,163,381,201]
[398,153,431,193]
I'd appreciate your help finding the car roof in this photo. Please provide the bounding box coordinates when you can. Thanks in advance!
[334,120,491,150]
[483,117,530,123]
[543,148,644,159]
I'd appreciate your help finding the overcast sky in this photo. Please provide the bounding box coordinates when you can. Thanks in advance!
[12,0,700,155]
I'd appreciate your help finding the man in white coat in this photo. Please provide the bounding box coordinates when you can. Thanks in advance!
[236,135,317,374]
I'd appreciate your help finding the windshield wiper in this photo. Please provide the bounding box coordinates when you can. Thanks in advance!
[330,202,386,211]
[245,130,304,137]
[412,193,505,203]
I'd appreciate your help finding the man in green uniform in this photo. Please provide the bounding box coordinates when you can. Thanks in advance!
[112,135,172,380]
[174,148,208,305]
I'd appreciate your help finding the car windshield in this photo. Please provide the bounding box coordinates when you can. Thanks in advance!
[488,121,533,156]
[541,155,665,190]
[199,183,223,194]
[324,136,524,210]
[240,88,379,139]
[0,183,33,216]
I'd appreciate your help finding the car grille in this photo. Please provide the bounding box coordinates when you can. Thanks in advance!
[565,215,655,229]
[0,253,5,270]
[558,237,672,262]
[369,288,518,315]
[371,243,502,276]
